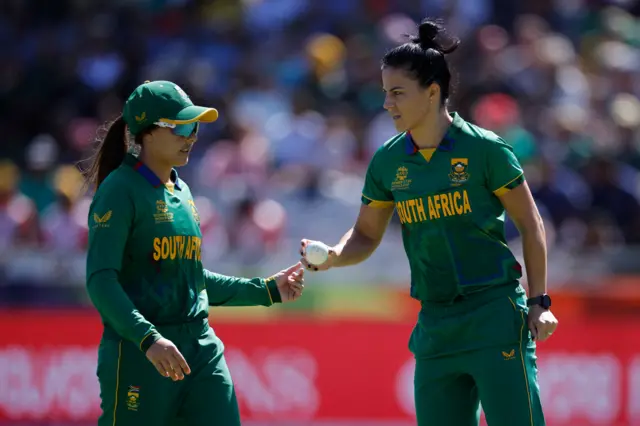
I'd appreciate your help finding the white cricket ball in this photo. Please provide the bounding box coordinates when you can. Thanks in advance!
[305,241,330,265]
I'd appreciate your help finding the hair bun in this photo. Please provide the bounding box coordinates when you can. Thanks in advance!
[418,21,439,47]
[411,19,460,55]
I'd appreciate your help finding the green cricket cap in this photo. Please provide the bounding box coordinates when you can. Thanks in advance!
[122,80,219,135]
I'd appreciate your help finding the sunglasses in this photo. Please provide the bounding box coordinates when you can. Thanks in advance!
[154,121,199,138]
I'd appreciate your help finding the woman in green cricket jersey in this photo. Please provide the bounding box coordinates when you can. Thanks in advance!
[301,20,558,426]
[84,80,305,426]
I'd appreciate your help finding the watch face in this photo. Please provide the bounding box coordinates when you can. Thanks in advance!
[542,295,552,308]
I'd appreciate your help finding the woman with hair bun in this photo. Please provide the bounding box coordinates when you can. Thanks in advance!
[300,19,556,426]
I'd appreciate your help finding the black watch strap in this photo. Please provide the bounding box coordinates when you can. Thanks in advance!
[527,294,552,309]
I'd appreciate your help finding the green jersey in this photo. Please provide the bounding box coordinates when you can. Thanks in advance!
[362,113,524,303]
[86,154,280,352]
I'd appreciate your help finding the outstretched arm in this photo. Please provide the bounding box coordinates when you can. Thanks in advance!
[301,202,394,270]
[205,263,304,306]
[204,270,280,307]
[301,147,395,270]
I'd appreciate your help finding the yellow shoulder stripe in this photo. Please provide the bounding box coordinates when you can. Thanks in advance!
[362,194,394,208]
[493,173,524,197]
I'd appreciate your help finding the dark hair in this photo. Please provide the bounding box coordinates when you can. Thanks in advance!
[382,19,460,105]
[82,116,154,189]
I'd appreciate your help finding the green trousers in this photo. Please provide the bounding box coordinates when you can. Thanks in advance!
[410,284,545,426]
[97,319,240,426]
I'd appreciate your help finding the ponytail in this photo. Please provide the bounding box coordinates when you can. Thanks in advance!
[83,116,128,189]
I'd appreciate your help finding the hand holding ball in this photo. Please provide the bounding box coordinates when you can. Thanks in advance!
[304,241,330,266]
[300,239,334,271]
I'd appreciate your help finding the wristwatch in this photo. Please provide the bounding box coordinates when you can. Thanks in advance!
[527,294,552,309]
